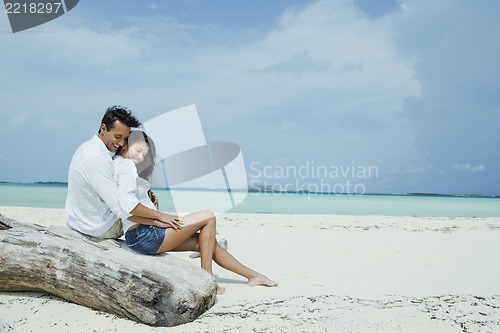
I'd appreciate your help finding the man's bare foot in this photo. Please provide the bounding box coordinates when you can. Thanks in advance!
[248,274,278,287]
[216,284,226,295]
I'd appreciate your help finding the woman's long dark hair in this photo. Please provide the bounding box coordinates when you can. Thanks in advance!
[120,130,157,181]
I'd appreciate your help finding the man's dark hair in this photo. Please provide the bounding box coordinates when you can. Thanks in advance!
[99,105,141,133]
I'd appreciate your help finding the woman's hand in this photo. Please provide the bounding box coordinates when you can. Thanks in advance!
[156,213,185,230]
[148,190,159,209]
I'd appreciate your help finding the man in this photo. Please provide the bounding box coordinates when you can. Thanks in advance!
[65,105,141,238]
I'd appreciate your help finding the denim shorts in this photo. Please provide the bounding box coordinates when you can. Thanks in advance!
[125,225,166,255]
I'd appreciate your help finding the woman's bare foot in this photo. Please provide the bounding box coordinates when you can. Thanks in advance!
[248,274,278,287]
[216,283,226,295]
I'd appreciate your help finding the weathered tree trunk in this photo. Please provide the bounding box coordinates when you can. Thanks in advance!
[0,214,217,327]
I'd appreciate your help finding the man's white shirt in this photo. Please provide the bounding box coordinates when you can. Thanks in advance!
[65,135,125,237]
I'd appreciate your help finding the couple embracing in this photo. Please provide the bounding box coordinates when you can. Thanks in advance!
[65,105,277,294]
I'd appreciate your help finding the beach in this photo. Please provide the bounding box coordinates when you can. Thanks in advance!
[1,206,500,332]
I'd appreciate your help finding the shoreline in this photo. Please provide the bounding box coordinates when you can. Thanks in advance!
[1,206,500,332]
[2,189,500,218]
[2,182,499,198]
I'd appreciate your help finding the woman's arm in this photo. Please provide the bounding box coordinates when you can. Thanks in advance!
[114,158,184,228]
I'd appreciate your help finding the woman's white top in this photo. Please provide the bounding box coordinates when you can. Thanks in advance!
[113,155,157,232]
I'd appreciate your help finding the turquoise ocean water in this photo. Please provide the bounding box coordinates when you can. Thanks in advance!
[0,183,499,217]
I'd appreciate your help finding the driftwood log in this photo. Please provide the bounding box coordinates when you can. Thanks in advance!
[0,214,217,327]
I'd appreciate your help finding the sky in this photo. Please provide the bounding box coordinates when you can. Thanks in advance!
[0,0,499,195]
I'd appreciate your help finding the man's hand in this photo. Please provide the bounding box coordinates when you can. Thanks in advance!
[156,213,185,230]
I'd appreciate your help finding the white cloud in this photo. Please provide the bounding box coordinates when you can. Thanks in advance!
[278,120,296,131]
[452,163,486,173]
[8,111,32,126]
[210,0,420,115]
[147,2,159,10]
[180,0,424,175]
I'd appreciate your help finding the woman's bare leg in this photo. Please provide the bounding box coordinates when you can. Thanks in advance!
[161,211,278,288]
[157,210,224,293]
[212,242,278,287]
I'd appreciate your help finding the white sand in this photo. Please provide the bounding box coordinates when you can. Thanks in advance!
[1,206,500,332]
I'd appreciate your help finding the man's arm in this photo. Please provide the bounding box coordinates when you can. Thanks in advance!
[126,215,177,229]
[83,156,125,218]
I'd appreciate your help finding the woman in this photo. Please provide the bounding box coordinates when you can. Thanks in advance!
[113,130,277,294]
